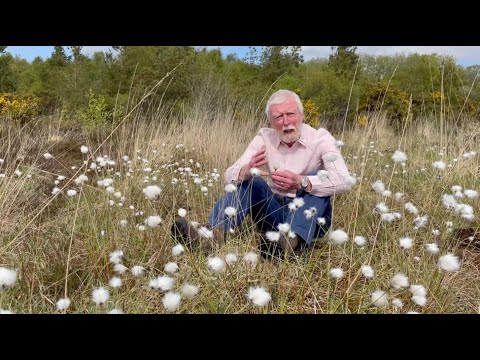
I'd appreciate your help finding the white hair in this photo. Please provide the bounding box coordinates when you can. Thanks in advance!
[265,90,304,118]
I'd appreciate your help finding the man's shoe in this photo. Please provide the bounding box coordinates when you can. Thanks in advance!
[171,218,225,250]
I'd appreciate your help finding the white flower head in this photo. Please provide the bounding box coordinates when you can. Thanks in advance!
[162,291,181,312]
[372,180,385,194]
[110,250,123,264]
[335,140,345,148]
[354,236,367,247]
[225,184,237,193]
[248,287,271,306]
[344,175,358,187]
[181,283,200,299]
[131,265,146,277]
[224,206,237,217]
[392,298,403,308]
[412,295,427,307]
[145,215,162,228]
[329,229,348,245]
[414,215,428,228]
[225,253,238,265]
[250,167,261,177]
[43,153,53,160]
[392,150,407,163]
[330,268,344,279]
[113,263,128,274]
[143,185,162,200]
[107,308,124,314]
[243,252,259,267]
[56,297,71,311]
[394,192,404,202]
[371,290,389,307]
[425,243,439,254]
[361,265,374,279]
[438,254,461,272]
[109,277,122,288]
[277,223,291,233]
[292,197,305,209]
[464,189,479,199]
[164,262,179,274]
[432,161,446,170]
[172,244,185,257]
[66,189,77,197]
[410,284,427,297]
[317,217,326,225]
[399,237,413,249]
[92,287,109,305]
[207,257,226,273]
[390,273,409,289]
[80,145,89,154]
[317,170,329,180]
[325,153,338,162]
[405,202,419,215]
[0,267,17,289]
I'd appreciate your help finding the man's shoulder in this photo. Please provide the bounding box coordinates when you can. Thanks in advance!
[303,124,333,140]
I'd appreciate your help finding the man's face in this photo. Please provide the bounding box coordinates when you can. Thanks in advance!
[269,98,303,145]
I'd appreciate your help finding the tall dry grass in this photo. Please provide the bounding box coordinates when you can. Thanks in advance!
[0,93,479,313]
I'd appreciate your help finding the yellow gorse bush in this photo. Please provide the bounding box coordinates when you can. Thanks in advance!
[303,99,321,128]
[0,93,40,119]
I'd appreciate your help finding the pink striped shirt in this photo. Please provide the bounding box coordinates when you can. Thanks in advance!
[225,124,351,198]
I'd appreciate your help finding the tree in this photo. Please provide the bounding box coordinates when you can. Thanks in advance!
[329,46,359,77]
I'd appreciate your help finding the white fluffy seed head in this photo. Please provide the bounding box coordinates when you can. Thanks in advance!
[412,295,427,307]
[329,229,348,245]
[330,268,344,279]
[177,208,187,218]
[172,244,185,257]
[390,273,410,289]
[354,236,367,247]
[92,287,109,305]
[108,277,122,288]
[43,152,53,160]
[392,150,407,163]
[207,257,226,273]
[432,161,446,170]
[410,285,427,297]
[145,215,162,228]
[265,231,281,242]
[243,252,259,267]
[361,265,374,279]
[181,283,200,299]
[391,298,403,308]
[131,265,146,277]
[0,267,17,289]
[162,291,181,312]
[425,243,440,254]
[80,145,89,154]
[143,185,162,200]
[66,189,77,197]
[371,290,389,307]
[399,237,413,249]
[113,263,128,274]
[164,262,179,274]
[248,287,271,306]
[224,206,237,217]
[225,253,238,265]
[372,180,385,194]
[250,167,261,177]
[438,254,461,272]
[225,184,237,193]
[56,297,71,311]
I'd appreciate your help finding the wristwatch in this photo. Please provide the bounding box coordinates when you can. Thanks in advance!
[301,176,310,191]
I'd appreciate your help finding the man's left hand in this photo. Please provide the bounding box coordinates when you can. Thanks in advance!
[271,170,302,192]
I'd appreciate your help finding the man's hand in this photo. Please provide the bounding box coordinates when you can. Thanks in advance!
[271,169,303,192]
[238,146,269,181]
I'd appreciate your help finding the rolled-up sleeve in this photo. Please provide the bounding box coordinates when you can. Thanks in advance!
[308,130,351,197]
[224,134,266,184]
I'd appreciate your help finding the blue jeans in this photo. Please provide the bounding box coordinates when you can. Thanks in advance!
[208,176,332,246]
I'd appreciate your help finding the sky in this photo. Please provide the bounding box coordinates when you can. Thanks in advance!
[6,46,480,67]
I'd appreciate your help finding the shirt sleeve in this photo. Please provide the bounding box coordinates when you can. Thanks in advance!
[308,129,351,197]
[224,133,266,184]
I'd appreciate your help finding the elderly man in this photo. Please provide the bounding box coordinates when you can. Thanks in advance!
[172,89,352,257]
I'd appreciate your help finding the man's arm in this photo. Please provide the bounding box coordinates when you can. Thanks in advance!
[224,134,267,184]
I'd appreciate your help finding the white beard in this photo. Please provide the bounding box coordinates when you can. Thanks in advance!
[278,129,300,145]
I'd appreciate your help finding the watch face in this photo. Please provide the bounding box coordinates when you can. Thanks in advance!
[302,178,308,187]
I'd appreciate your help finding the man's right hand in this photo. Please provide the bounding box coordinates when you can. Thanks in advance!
[238,146,269,181]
